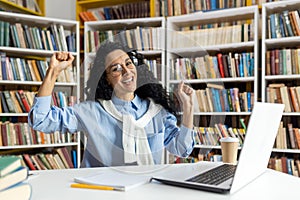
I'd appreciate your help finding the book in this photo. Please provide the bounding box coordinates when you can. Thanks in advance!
[0,182,31,200]
[74,171,151,191]
[22,154,36,170]
[0,156,22,177]
[0,167,28,191]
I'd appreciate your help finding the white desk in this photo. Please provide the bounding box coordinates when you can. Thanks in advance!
[26,162,300,200]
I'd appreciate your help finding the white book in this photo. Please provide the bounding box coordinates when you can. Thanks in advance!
[286,49,292,75]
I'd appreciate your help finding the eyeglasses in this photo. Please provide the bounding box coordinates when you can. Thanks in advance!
[107,59,135,77]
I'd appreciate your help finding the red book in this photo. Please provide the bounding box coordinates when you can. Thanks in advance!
[23,154,36,170]
[30,127,38,145]
[61,147,74,168]
[1,122,8,146]
[274,49,280,75]
[14,123,23,145]
[217,53,225,78]
[18,90,31,112]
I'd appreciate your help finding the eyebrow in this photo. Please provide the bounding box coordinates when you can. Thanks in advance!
[108,57,131,68]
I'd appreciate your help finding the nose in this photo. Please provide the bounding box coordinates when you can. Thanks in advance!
[121,65,131,75]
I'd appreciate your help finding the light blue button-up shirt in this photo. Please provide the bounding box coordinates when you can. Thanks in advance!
[28,94,195,167]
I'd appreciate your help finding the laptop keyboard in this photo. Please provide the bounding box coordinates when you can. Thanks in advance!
[186,164,236,185]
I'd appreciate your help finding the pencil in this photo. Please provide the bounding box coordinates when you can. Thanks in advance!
[70,183,120,191]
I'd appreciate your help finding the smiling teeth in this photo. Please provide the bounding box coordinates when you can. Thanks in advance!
[123,78,133,83]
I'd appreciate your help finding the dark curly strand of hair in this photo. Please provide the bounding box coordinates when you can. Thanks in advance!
[84,40,180,121]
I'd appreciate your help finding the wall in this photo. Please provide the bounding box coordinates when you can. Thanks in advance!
[45,0,76,20]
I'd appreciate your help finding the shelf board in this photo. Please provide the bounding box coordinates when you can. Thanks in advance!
[272,148,300,154]
[194,144,242,150]
[0,113,28,117]
[169,41,255,54]
[282,113,300,116]
[169,77,255,84]
[265,74,300,80]
[0,143,79,150]
[0,80,77,86]
[0,47,78,57]
[265,36,300,48]
[193,112,251,116]
[194,146,300,154]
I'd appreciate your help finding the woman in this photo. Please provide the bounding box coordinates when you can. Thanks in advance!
[29,41,195,167]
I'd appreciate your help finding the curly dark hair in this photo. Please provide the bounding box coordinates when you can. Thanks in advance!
[85,40,180,121]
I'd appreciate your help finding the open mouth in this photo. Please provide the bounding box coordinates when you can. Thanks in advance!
[122,77,134,84]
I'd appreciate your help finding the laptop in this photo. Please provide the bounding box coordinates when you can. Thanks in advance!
[152,102,284,194]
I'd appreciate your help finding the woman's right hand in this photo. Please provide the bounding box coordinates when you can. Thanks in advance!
[36,52,74,97]
[49,52,74,77]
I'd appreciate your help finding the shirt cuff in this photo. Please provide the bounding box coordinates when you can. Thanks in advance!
[179,125,195,156]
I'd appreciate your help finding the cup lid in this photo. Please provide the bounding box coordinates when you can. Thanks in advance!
[219,137,239,143]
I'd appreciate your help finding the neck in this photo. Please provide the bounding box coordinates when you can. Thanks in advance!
[115,92,135,101]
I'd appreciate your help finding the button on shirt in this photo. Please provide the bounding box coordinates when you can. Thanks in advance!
[28,94,195,167]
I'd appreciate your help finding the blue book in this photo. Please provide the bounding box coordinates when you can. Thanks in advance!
[239,54,244,77]
[212,88,222,112]
[0,21,4,46]
[103,7,111,20]
[71,150,77,168]
[247,92,252,112]
[279,14,286,37]
[210,0,217,10]
[249,53,254,76]
[21,59,31,81]
[58,91,65,107]
[212,56,221,78]
[9,57,18,80]
[50,33,57,51]
[139,27,144,51]
[66,35,74,52]
[287,158,293,175]
[222,89,229,112]
[0,52,7,80]
[269,14,276,39]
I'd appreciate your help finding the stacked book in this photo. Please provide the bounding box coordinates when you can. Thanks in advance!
[0,156,31,200]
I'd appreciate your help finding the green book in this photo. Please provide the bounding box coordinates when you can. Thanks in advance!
[240,118,247,132]
[0,156,22,177]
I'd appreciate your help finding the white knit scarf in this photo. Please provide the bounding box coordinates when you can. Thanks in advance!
[99,99,163,165]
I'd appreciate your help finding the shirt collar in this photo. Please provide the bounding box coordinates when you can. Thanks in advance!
[111,94,142,110]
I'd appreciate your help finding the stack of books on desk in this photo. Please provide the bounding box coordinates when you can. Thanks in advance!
[0,156,31,200]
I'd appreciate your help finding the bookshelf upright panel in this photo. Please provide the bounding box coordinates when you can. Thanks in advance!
[0,11,81,169]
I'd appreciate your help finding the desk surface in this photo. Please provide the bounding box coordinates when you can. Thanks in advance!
[26,162,300,200]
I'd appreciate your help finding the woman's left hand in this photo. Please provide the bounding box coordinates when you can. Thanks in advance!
[177,81,194,108]
[177,81,194,128]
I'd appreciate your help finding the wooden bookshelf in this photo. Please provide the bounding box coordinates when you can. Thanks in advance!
[0,0,45,16]
[76,0,148,27]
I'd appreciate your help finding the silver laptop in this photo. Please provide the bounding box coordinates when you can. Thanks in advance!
[152,102,284,194]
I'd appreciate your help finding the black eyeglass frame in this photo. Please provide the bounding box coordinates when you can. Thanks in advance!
[127,50,144,66]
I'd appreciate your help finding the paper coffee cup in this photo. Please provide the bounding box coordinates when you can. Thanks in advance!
[220,137,239,164]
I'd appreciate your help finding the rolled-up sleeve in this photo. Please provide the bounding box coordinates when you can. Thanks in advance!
[28,96,78,133]
[163,114,195,157]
